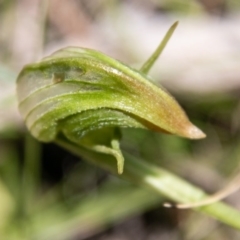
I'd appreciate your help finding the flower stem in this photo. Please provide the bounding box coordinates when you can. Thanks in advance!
[56,136,240,229]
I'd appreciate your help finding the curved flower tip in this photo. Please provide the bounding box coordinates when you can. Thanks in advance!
[186,125,206,139]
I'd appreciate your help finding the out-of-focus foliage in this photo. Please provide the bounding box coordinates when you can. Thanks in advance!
[1,0,240,239]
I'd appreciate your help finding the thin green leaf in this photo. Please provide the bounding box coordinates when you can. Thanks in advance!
[140,21,178,74]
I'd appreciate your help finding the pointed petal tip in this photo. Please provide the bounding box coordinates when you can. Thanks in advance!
[186,125,206,139]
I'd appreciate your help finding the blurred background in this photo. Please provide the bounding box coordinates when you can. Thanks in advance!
[1,0,240,239]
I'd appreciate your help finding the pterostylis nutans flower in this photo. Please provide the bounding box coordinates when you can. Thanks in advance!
[16,21,205,174]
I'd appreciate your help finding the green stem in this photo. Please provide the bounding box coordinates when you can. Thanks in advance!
[140,21,178,74]
[56,136,240,229]
[22,134,41,213]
